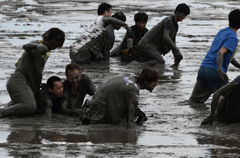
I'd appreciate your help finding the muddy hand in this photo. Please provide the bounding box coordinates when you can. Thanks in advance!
[201,115,214,125]
[218,70,228,82]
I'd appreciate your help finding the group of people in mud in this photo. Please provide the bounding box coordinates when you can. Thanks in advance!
[2,2,240,128]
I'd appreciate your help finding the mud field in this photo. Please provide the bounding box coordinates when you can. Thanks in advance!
[1,0,240,157]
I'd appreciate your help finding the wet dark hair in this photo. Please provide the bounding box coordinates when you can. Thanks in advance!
[42,28,65,49]
[47,76,62,89]
[112,12,126,22]
[174,3,190,15]
[136,68,160,86]
[134,12,148,23]
[98,3,112,15]
[229,9,240,29]
[65,63,82,76]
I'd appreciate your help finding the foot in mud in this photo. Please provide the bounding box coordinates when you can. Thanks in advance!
[201,115,214,125]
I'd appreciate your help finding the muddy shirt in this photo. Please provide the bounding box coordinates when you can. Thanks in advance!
[111,25,148,56]
[88,73,140,125]
[217,76,240,124]
[63,74,96,109]
[71,16,108,59]
[14,40,49,96]
[36,90,65,117]
[139,15,179,55]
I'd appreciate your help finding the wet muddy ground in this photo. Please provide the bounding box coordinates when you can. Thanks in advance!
[1,0,240,157]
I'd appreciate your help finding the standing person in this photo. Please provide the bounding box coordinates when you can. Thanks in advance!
[60,63,96,114]
[110,12,149,57]
[102,11,127,60]
[81,68,160,129]
[201,76,240,125]
[0,28,65,117]
[189,9,240,103]
[138,3,190,66]
[36,76,65,117]
[70,2,132,65]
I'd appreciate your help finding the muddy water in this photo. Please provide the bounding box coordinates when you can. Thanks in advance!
[1,0,240,157]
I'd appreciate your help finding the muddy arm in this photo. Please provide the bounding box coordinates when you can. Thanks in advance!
[231,58,240,69]
[126,91,139,129]
[201,81,238,125]
[217,47,229,82]
[103,17,132,37]
[59,100,83,116]
[111,33,128,57]
[23,43,49,55]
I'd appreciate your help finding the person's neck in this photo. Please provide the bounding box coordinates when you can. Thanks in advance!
[230,27,238,33]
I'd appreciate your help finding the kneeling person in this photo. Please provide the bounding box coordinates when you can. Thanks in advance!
[81,68,160,129]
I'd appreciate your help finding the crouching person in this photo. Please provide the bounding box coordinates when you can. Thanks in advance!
[81,67,160,129]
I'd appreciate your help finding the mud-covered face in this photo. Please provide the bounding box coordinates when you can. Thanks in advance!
[145,81,158,92]
[66,69,81,88]
[136,21,147,31]
[49,81,64,98]
[178,13,187,22]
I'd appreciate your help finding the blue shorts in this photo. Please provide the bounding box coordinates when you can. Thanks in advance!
[190,66,228,103]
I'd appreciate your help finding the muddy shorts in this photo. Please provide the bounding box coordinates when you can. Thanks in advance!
[189,66,228,103]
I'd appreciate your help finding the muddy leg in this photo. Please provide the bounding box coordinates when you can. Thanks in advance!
[189,80,212,103]
[1,74,37,117]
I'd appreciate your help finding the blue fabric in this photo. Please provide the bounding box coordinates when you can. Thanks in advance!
[201,27,238,73]
[197,66,228,92]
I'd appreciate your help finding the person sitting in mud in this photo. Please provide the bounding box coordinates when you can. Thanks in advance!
[69,2,132,65]
[36,76,66,117]
[0,28,65,118]
[201,76,240,125]
[60,63,96,115]
[189,9,240,103]
[138,3,190,66]
[81,67,160,129]
[110,12,149,61]
[103,11,127,61]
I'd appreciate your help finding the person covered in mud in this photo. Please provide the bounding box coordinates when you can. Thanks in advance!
[103,11,127,60]
[189,9,240,103]
[36,76,65,117]
[110,12,149,58]
[138,3,190,66]
[61,63,96,115]
[69,2,132,65]
[201,76,240,125]
[81,68,160,129]
[0,28,65,118]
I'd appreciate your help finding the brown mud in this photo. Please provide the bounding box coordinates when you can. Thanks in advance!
[1,0,240,157]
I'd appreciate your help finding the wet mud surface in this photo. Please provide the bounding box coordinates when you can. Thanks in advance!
[1,0,240,157]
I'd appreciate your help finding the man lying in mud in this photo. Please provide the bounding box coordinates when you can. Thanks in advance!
[81,67,160,129]
[110,12,149,62]
[60,63,96,115]
[201,76,240,125]
[102,11,128,60]
[36,76,66,117]
[0,28,65,118]
[189,9,240,103]
[138,3,190,66]
[69,2,132,65]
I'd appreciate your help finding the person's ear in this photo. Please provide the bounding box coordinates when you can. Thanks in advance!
[48,88,53,93]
